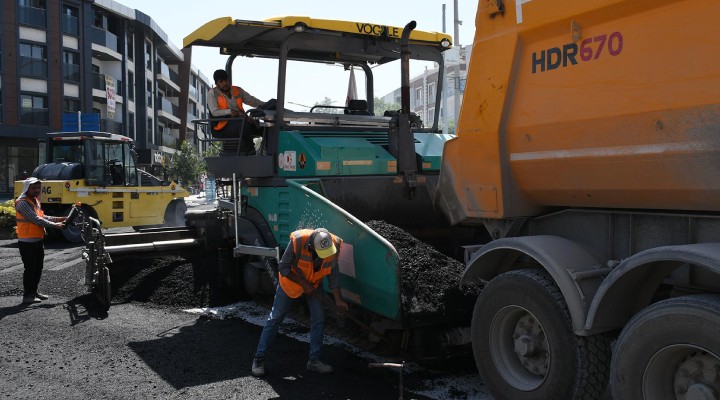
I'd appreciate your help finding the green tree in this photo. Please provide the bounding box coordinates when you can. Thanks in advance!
[203,141,222,158]
[165,141,205,187]
[313,97,343,114]
[373,96,400,116]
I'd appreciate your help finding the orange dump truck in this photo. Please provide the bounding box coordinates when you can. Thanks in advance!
[438,0,720,398]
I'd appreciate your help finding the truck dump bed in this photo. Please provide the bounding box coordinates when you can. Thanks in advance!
[437,0,720,225]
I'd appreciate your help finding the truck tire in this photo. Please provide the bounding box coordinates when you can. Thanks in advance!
[472,269,610,400]
[164,199,187,227]
[611,295,720,400]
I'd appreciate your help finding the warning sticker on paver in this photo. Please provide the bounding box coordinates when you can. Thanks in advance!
[279,151,296,171]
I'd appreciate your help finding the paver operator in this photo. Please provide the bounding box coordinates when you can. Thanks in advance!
[15,177,66,304]
[207,69,265,154]
[251,228,349,377]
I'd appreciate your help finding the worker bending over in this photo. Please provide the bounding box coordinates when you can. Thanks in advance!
[252,228,349,377]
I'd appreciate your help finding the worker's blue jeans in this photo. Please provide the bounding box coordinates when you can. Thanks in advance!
[254,284,325,361]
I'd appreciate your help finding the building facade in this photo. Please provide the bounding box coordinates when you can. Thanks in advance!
[0,0,211,196]
[381,45,470,134]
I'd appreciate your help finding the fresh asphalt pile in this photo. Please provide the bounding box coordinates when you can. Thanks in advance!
[365,220,481,316]
[106,221,480,321]
[110,252,220,308]
[107,221,479,317]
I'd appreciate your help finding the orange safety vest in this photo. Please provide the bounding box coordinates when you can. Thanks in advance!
[213,86,244,131]
[279,229,342,298]
[15,196,46,239]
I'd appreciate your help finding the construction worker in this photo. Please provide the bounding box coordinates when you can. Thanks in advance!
[207,69,264,154]
[252,228,349,377]
[15,177,66,304]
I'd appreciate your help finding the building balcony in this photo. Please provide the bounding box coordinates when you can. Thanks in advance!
[20,108,49,126]
[100,119,124,135]
[19,56,48,78]
[89,27,121,61]
[157,98,180,125]
[156,131,178,149]
[186,112,202,131]
[188,85,198,100]
[63,63,80,82]
[62,14,79,35]
[18,5,46,27]
[160,98,179,114]
[92,73,124,102]
[157,63,181,93]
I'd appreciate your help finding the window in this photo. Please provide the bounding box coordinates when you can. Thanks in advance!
[63,98,80,113]
[415,87,423,105]
[62,50,80,82]
[85,140,105,185]
[53,140,84,163]
[19,0,46,27]
[428,82,436,103]
[20,93,48,125]
[19,43,47,77]
[427,107,435,125]
[61,4,79,35]
[128,71,135,101]
[147,118,153,139]
[126,32,134,61]
[6,146,39,191]
[145,39,152,70]
[146,79,153,105]
[128,112,135,139]
[94,10,107,30]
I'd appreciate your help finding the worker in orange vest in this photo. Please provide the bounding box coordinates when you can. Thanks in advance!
[207,69,265,154]
[252,228,349,377]
[15,177,66,304]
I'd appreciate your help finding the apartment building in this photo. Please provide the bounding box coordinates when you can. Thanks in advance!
[382,45,470,134]
[0,0,211,196]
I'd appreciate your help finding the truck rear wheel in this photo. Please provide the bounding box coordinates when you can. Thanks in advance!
[611,295,720,399]
[472,269,610,400]
[164,199,187,227]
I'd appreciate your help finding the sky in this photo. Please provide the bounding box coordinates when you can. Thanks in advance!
[116,0,478,109]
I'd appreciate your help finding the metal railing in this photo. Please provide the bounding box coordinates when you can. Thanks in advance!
[100,119,124,135]
[61,14,78,35]
[18,5,46,27]
[19,56,47,77]
[89,26,118,52]
[92,73,123,97]
[155,131,177,148]
[20,108,49,126]
[159,63,180,83]
[160,98,179,115]
[63,63,80,82]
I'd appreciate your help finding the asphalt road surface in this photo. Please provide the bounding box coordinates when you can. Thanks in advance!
[0,235,487,400]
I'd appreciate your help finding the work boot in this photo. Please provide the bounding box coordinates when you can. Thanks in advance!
[22,295,41,304]
[306,359,334,374]
[251,358,265,377]
[34,292,49,300]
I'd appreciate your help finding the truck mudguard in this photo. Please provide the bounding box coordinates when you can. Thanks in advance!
[586,243,720,334]
[461,235,607,335]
